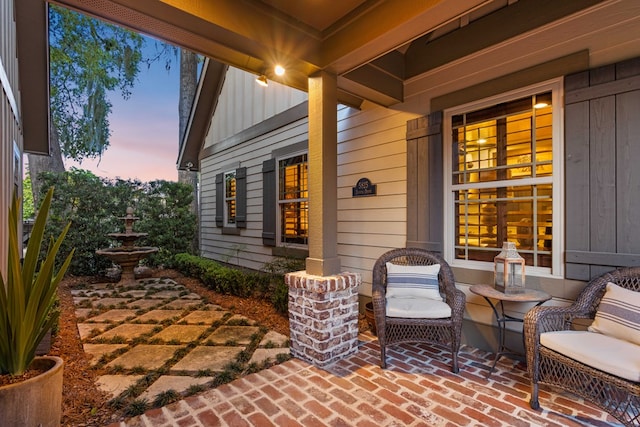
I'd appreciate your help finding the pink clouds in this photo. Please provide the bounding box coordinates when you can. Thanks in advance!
[66,41,180,182]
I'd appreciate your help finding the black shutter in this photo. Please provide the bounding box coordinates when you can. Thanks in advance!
[262,159,276,246]
[215,173,223,227]
[236,167,247,228]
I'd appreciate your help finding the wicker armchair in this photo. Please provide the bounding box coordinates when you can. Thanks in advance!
[524,267,640,426]
[372,248,466,372]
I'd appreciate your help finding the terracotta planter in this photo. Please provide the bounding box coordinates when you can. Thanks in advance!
[0,356,64,427]
[365,302,377,336]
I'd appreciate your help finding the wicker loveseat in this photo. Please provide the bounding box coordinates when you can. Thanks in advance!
[524,267,640,426]
[372,248,466,372]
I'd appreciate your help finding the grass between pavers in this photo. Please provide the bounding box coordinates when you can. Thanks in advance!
[77,278,291,418]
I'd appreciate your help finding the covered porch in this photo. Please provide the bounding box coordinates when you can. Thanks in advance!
[4,1,640,425]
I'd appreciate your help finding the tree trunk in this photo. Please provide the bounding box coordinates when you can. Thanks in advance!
[178,49,199,254]
[27,120,65,207]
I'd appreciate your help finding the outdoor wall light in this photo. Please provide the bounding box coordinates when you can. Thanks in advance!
[534,92,552,109]
[256,75,268,87]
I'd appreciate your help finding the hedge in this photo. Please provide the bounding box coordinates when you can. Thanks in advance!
[173,253,293,315]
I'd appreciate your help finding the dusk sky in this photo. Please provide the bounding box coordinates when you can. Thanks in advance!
[65,38,181,182]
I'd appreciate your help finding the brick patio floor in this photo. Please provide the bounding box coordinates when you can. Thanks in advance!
[108,333,623,427]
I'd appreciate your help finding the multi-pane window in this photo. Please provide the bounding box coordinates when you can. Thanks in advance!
[449,90,555,268]
[224,171,236,226]
[278,153,308,245]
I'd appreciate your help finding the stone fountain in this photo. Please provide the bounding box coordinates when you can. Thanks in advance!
[96,207,158,283]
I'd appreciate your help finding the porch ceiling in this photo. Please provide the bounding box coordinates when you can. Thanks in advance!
[20,0,608,157]
[51,0,603,107]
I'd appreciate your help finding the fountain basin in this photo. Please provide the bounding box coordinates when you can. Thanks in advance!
[96,246,158,282]
[96,206,159,284]
[106,233,149,248]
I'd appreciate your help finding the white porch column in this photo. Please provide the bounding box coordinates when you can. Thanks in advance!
[306,71,341,277]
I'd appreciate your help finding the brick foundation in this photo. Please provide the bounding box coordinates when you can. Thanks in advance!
[285,271,361,368]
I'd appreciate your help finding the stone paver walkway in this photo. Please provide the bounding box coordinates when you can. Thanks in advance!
[72,278,289,409]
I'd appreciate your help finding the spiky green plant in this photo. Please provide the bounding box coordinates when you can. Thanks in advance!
[124,399,149,417]
[152,389,179,408]
[0,188,74,375]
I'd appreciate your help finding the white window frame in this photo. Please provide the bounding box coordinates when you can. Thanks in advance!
[443,79,564,278]
[276,150,308,248]
[223,170,236,227]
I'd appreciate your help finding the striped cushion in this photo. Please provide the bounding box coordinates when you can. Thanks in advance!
[385,262,442,301]
[588,282,640,346]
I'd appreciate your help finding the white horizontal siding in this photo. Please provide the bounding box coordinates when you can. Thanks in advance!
[336,103,420,296]
[200,110,309,271]
[200,84,420,295]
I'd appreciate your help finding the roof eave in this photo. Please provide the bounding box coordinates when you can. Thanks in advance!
[16,0,50,155]
[177,58,228,171]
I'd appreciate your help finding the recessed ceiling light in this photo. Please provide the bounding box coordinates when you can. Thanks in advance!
[274,65,285,76]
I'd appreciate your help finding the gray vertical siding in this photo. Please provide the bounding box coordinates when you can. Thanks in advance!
[406,111,443,253]
[565,58,640,280]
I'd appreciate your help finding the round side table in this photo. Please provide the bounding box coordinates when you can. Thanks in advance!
[469,284,551,377]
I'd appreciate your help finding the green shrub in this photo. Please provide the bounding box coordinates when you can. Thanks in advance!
[262,256,304,315]
[271,280,289,315]
[207,263,244,295]
[37,169,117,275]
[172,253,300,315]
[37,170,196,275]
[135,180,196,267]
[174,253,210,277]
[247,271,272,296]
[22,173,35,220]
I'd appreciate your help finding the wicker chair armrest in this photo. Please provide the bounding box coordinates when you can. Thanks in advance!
[524,305,590,335]
[524,304,592,379]
[371,289,387,334]
[446,288,467,322]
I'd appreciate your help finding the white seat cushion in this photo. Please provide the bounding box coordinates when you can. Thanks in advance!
[540,330,640,382]
[386,297,451,319]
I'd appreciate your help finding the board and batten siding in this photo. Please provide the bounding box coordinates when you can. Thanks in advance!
[204,67,307,148]
[1,0,23,276]
[565,57,640,281]
[337,102,421,296]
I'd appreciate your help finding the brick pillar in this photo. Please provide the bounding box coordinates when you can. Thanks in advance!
[286,271,361,368]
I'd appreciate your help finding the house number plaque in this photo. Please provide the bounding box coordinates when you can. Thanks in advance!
[352,177,377,197]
